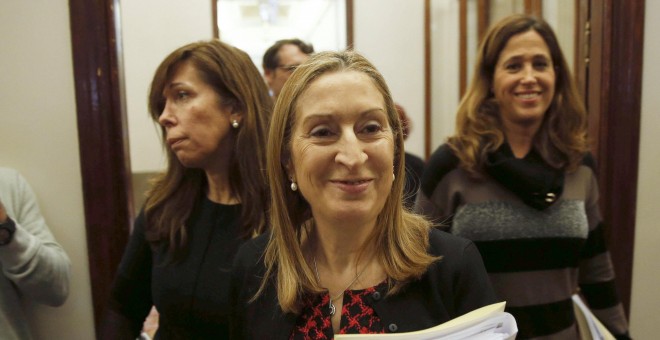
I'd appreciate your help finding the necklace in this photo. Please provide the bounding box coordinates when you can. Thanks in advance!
[313,256,367,316]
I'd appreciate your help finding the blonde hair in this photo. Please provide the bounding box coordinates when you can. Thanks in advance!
[449,14,589,175]
[144,40,271,260]
[256,50,438,313]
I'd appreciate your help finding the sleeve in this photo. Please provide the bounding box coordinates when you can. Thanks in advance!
[0,170,71,306]
[452,239,498,315]
[229,236,266,340]
[229,246,247,340]
[414,144,461,230]
[100,211,154,339]
[578,168,630,339]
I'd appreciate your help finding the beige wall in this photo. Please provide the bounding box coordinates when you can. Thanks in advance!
[0,1,95,338]
[124,0,214,173]
[630,0,660,337]
[353,0,426,159]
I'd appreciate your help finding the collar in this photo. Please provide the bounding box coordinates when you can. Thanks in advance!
[484,143,564,210]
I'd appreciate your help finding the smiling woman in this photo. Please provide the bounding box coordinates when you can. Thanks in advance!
[415,14,631,339]
[229,50,497,339]
[289,71,395,227]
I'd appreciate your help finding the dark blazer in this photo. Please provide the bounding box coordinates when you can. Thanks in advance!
[229,229,498,339]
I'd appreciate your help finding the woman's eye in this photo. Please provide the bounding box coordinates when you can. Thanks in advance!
[534,62,550,70]
[309,126,334,138]
[175,91,190,101]
[361,123,383,134]
[505,63,521,71]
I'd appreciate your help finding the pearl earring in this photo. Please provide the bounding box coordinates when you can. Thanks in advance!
[232,120,239,128]
[290,181,298,191]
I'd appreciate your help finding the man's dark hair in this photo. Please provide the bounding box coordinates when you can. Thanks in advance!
[262,38,314,71]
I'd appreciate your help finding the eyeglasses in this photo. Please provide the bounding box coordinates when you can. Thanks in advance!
[276,64,300,73]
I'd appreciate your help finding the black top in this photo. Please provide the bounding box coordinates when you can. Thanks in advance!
[106,197,243,339]
[230,229,497,339]
[403,152,425,209]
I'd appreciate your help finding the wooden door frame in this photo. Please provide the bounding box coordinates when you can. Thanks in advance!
[69,0,132,335]
[586,0,644,316]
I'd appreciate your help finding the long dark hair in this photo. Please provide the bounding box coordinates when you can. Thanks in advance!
[144,40,271,259]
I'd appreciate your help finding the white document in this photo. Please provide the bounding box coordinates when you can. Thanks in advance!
[572,294,615,340]
[335,301,518,340]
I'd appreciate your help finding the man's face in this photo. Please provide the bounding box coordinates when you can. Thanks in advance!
[264,44,310,98]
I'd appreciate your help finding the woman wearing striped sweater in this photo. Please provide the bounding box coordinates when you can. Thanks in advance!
[415,14,630,339]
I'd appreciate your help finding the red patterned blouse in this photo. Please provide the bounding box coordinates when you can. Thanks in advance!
[290,282,388,339]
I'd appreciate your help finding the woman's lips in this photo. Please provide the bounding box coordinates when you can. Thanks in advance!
[167,137,185,148]
[331,179,372,193]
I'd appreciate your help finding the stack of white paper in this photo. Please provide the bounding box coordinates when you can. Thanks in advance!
[572,294,615,340]
[335,301,518,340]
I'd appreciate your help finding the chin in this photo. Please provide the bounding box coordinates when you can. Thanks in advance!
[176,156,204,169]
[512,113,545,125]
[332,205,382,223]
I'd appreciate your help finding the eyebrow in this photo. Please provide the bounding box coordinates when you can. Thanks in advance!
[162,82,189,96]
[300,108,387,124]
[167,82,188,89]
[503,53,551,62]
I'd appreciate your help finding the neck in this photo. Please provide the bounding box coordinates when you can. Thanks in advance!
[312,218,376,269]
[205,170,238,204]
[502,122,540,158]
[307,219,381,287]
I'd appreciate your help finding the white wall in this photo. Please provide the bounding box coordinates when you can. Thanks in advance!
[218,0,347,74]
[353,0,426,159]
[0,1,95,339]
[123,0,214,173]
[430,0,461,152]
[630,0,660,337]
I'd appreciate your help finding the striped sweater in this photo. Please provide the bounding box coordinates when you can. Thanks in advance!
[415,144,629,339]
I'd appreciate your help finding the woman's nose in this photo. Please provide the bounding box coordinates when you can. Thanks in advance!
[334,132,367,169]
[158,101,175,127]
[520,65,537,83]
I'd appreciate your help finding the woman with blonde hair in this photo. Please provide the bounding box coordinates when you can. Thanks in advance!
[230,50,496,339]
[415,14,630,339]
[102,39,271,339]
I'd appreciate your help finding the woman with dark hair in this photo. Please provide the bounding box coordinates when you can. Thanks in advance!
[230,50,496,339]
[416,14,630,339]
[101,39,271,338]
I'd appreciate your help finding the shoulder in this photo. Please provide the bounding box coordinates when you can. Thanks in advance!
[234,232,270,269]
[0,167,24,191]
[427,228,473,257]
[580,152,598,174]
[0,166,19,178]
[404,153,425,173]
[420,144,461,197]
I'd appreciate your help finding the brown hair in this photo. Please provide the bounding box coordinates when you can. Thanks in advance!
[448,14,589,175]
[257,50,437,313]
[262,38,315,71]
[144,40,272,259]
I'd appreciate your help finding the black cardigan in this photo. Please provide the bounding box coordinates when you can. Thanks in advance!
[229,229,498,339]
